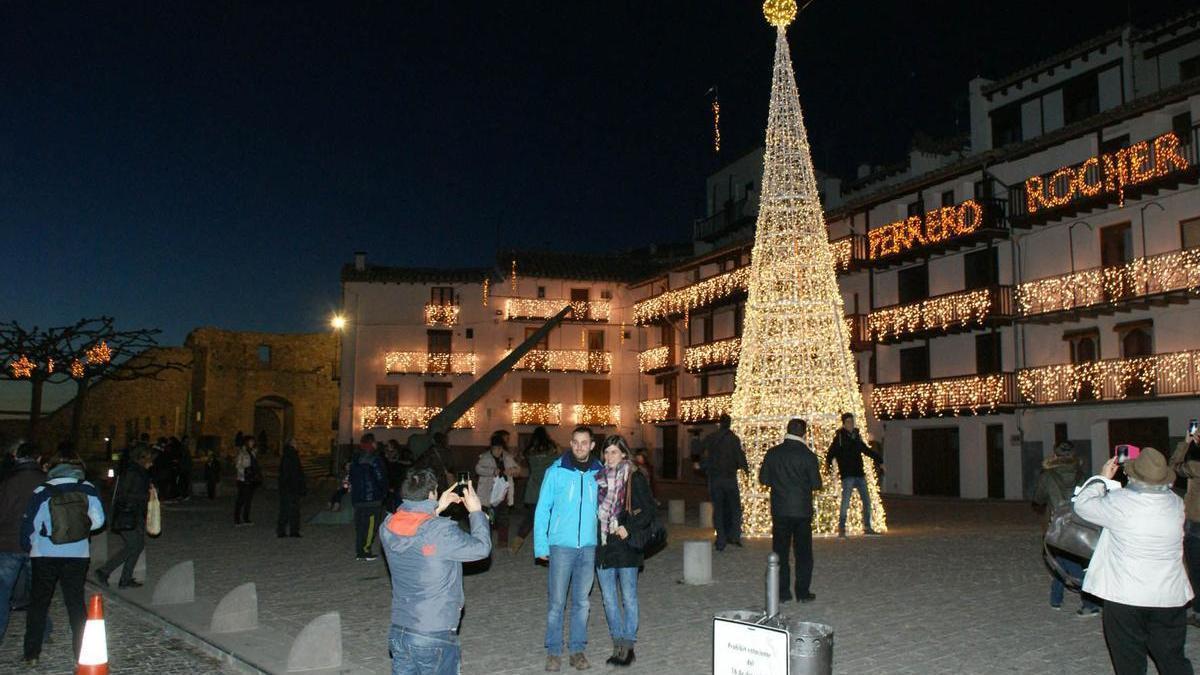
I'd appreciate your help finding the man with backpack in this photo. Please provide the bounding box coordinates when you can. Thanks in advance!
[1033,441,1099,616]
[19,453,105,665]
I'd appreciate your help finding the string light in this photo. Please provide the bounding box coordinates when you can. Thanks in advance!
[361,406,475,429]
[424,303,461,327]
[512,349,611,373]
[712,97,721,154]
[638,398,671,424]
[830,237,853,273]
[637,345,672,373]
[86,341,112,365]
[45,358,54,374]
[1023,131,1190,214]
[384,351,476,375]
[511,259,518,292]
[70,358,85,379]
[867,200,983,260]
[867,288,996,341]
[872,374,1013,419]
[680,393,734,423]
[731,16,886,538]
[684,338,741,372]
[505,298,611,322]
[482,277,490,307]
[1018,350,1198,404]
[633,267,750,324]
[572,404,621,427]
[1017,248,1200,316]
[9,355,34,379]
[511,402,562,426]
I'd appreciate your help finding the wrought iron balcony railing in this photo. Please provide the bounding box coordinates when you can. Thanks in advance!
[1016,248,1200,320]
[511,402,562,426]
[384,351,476,375]
[633,267,749,325]
[1018,349,1200,405]
[637,345,674,374]
[872,373,1017,419]
[868,286,1014,343]
[512,349,611,373]
[361,405,475,429]
[638,398,672,424]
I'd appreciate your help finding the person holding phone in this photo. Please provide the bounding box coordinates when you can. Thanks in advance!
[1170,420,1200,628]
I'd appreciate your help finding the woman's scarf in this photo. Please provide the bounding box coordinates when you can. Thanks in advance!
[596,460,631,545]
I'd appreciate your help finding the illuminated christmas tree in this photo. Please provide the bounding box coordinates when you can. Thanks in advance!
[733,0,886,536]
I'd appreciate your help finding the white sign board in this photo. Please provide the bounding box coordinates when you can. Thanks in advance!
[713,616,789,675]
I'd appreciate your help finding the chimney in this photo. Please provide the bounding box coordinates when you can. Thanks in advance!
[354,251,367,272]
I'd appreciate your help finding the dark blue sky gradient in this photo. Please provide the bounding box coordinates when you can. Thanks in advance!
[2,1,1192,413]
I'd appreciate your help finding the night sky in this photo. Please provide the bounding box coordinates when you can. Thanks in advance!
[2,0,1194,413]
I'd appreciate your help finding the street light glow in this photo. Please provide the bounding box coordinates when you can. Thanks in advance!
[330,315,346,330]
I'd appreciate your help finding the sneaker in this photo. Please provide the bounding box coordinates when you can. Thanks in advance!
[94,570,110,587]
[865,530,883,536]
[1076,607,1100,617]
[545,655,562,672]
[1050,603,1062,611]
[568,653,590,670]
[118,580,144,588]
[363,554,378,562]
[22,655,38,666]
[799,593,817,603]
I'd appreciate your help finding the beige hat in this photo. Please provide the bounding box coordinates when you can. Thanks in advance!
[1125,447,1173,485]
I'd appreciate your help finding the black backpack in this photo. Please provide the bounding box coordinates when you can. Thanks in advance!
[43,480,92,545]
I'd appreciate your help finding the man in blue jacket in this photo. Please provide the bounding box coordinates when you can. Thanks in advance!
[380,469,490,674]
[534,426,601,672]
[350,434,388,561]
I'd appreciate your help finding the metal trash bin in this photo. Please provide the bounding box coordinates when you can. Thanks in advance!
[786,620,833,675]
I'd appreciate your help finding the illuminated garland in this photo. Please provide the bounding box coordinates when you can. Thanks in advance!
[1017,248,1200,316]
[424,303,461,327]
[732,13,885,538]
[86,341,112,365]
[680,393,733,423]
[384,351,476,375]
[481,277,490,307]
[633,267,750,325]
[684,338,741,372]
[1018,350,1199,405]
[70,358,85,379]
[1024,132,1190,214]
[505,298,612,322]
[868,200,984,260]
[512,349,611,373]
[712,97,721,154]
[361,405,475,429]
[830,237,852,272]
[872,374,1012,419]
[9,355,34,379]
[867,288,995,341]
[637,345,672,373]
[512,402,562,425]
[638,398,671,424]
[572,404,621,427]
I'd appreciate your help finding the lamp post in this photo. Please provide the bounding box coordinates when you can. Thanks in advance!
[330,314,347,461]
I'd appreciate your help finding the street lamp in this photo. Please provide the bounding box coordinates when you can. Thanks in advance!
[330,315,346,330]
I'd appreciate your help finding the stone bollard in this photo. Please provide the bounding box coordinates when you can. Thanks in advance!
[210,582,259,633]
[668,499,685,525]
[286,612,343,672]
[152,560,195,606]
[698,502,714,529]
[682,540,713,585]
[111,549,147,584]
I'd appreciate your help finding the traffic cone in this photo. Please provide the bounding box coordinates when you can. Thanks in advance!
[76,593,108,674]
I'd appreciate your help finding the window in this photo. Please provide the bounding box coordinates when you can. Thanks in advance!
[375,385,399,407]
[537,286,546,299]
[964,248,998,290]
[941,189,955,207]
[521,378,550,403]
[990,103,1022,148]
[1116,321,1153,359]
[524,327,549,350]
[424,382,450,408]
[899,346,930,383]
[659,324,673,354]
[1054,423,1068,446]
[734,303,745,337]
[1173,112,1193,142]
[906,201,923,217]
[587,329,605,351]
[125,419,134,438]
[1099,134,1129,156]
[582,379,610,406]
[570,288,591,320]
[1062,73,1099,125]
[1182,217,1200,250]
[699,373,710,397]
[1181,55,1200,82]
[974,178,993,200]
[975,333,1002,375]
[257,345,271,365]
[1065,329,1099,364]
[427,330,452,354]
[430,287,454,305]
[1100,222,1132,268]
[897,264,929,304]
[701,314,714,344]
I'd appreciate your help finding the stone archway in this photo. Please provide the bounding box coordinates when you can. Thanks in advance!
[253,395,294,456]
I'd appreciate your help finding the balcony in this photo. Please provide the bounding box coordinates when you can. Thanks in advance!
[1016,248,1200,324]
[511,402,562,426]
[684,338,741,373]
[1018,350,1200,406]
[868,286,1014,344]
[384,351,476,376]
[505,298,611,322]
[572,404,621,427]
[361,405,475,429]
[638,398,672,424]
[694,197,754,241]
[844,314,872,352]
[633,267,749,325]
[679,393,734,424]
[865,198,1009,270]
[1009,128,1199,229]
[830,234,868,274]
[637,345,675,374]
[872,372,1017,419]
[424,302,460,327]
[512,349,611,373]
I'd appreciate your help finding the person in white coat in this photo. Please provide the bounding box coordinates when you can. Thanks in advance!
[1073,447,1193,675]
[475,432,521,547]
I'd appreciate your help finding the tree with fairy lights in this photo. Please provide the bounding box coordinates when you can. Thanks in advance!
[732,0,886,537]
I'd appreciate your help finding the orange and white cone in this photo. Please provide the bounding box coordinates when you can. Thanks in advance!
[76,593,108,675]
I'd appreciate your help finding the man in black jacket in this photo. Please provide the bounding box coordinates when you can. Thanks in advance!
[759,418,822,603]
[694,414,749,551]
[96,446,154,588]
[277,440,307,538]
[825,413,883,537]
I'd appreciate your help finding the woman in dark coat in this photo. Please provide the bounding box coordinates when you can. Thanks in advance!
[277,440,306,537]
[595,435,653,668]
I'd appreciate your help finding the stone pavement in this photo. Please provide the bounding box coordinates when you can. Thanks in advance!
[82,490,1200,674]
[0,581,234,673]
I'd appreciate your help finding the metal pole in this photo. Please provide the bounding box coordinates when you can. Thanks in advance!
[766,552,780,619]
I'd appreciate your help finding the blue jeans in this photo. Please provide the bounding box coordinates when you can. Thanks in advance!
[1050,555,1098,610]
[389,625,460,675]
[596,566,638,646]
[838,477,872,533]
[545,545,595,656]
[0,552,24,646]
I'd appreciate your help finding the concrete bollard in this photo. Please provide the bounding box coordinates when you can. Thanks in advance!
[698,502,714,529]
[286,612,343,672]
[210,582,259,633]
[152,560,195,606]
[668,499,685,525]
[682,540,713,585]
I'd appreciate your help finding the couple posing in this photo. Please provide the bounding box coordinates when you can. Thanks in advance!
[534,426,653,671]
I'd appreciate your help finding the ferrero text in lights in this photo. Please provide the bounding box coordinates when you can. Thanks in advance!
[679,393,733,423]
[361,406,475,429]
[424,303,461,327]
[512,349,611,373]
[638,398,671,424]
[637,346,672,373]
[872,374,1012,419]
[572,404,620,427]
[868,200,984,260]
[511,402,563,426]
[1024,132,1190,214]
[385,351,476,375]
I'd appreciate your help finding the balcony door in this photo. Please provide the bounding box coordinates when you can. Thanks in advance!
[430,286,455,305]
[986,424,1005,499]
[912,427,960,497]
[524,327,549,350]
[897,264,929,305]
[1066,329,1100,400]
[570,288,590,320]
[1100,223,1133,300]
[428,330,451,354]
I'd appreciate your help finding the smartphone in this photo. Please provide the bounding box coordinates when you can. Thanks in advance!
[1114,444,1140,464]
[453,471,470,495]
[1189,419,1198,436]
